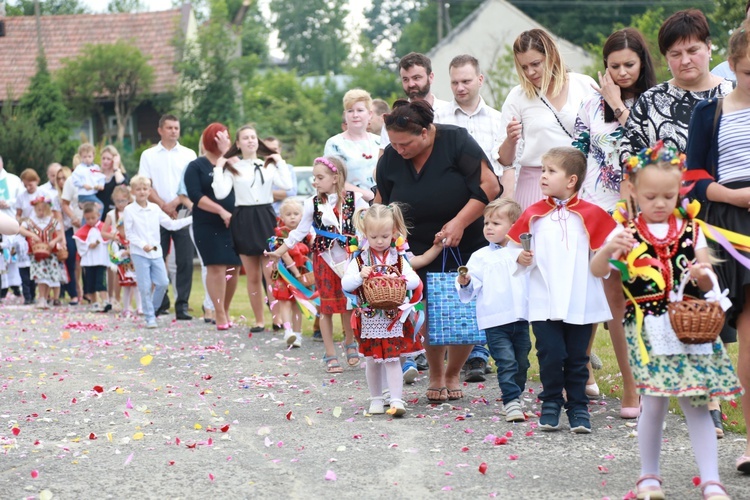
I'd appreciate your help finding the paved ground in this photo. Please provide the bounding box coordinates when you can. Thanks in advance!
[1,302,749,499]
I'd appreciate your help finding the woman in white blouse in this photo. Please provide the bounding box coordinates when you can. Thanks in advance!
[495,29,596,209]
[213,125,293,332]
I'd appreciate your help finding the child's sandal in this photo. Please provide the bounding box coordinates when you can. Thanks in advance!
[323,355,343,374]
[344,342,360,367]
[635,474,664,500]
[700,480,730,500]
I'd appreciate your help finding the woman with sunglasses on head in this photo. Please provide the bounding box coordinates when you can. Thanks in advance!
[495,28,596,208]
[375,99,501,403]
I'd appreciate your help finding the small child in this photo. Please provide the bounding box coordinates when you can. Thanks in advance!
[341,203,423,416]
[507,146,616,434]
[18,195,63,309]
[456,198,530,422]
[15,168,42,221]
[71,143,105,210]
[123,175,193,329]
[13,234,34,304]
[74,203,111,312]
[103,185,140,316]
[591,143,741,499]
[268,198,311,347]
[266,157,369,373]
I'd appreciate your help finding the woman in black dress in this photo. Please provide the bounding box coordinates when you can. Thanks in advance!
[375,100,501,402]
[98,145,129,306]
[183,123,241,330]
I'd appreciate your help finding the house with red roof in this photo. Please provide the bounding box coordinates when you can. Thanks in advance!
[0,4,197,150]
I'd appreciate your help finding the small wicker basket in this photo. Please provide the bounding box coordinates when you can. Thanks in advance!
[31,242,51,261]
[300,271,315,288]
[667,269,725,344]
[363,265,406,310]
[56,245,69,261]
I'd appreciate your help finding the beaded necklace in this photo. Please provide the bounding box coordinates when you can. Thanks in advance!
[634,214,682,290]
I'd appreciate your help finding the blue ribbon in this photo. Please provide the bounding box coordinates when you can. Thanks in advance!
[313,227,348,243]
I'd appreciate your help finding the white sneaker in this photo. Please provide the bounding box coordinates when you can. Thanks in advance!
[91,302,102,312]
[504,399,525,422]
[368,397,385,414]
[292,333,301,348]
[387,399,406,417]
[402,365,418,384]
[146,321,158,329]
[284,331,297,346]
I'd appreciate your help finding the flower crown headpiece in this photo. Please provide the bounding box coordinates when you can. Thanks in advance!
[314,157,337,173]
[30,196,51,206]
[624,140,686,180]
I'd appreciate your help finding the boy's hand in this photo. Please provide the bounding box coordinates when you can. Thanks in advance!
[517,250,533,266]
[89,241,99,248]
[143,244,154,252]
[360,266,372,279]
[83,184,92,190]
[457,274,471,286]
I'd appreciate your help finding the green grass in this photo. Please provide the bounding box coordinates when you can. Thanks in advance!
[177,270,746,433]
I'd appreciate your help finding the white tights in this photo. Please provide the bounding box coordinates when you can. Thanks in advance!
[366,358,403,402]
[638,395,722,493]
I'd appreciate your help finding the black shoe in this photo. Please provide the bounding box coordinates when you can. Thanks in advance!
[99,303,112,313]
[176,311,193,320]
[312,330,323,342]
[464,358,487,382]
[272,323,283,331]
[414,353,429,371]
[710,408,724,439]
[155,307,169,317]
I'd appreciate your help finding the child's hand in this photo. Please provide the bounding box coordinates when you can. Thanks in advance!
[89,241,99,248]
[604,228,636,259]
[31,234,42,243]
[360,266,372,279]
[457,273,471,286]
[83,184,92,190]
[689,262,711,280]
[143,244,154,252]
[517,250,533,266]
[264,250,281,261]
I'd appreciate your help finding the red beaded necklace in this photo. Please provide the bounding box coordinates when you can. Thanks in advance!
[634,214,682,289]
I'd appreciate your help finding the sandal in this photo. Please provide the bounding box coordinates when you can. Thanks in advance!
[344,342,360,367]
[426,387,448,402]
[447,388,464,400]
[323,355,343,374]
[635,474,664,500]
[249,325,265,333]
[736,454,750,473]
[700,480,730,500]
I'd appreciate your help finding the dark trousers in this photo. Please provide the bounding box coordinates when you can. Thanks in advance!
[533,320,593,412]
[159,226,193,313]
[82,265,107,295]
[20,267,36,302]
[60,228,78,299]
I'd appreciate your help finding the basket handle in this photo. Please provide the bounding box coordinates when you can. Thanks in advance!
[670,268,731,311]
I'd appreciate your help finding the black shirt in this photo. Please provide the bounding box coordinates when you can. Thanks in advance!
[184,156,236,226]
[376,124,491,273]
[97,172,129,221]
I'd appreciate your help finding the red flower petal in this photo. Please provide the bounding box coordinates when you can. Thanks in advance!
[12,427,20,436]
[285,411,293,420]
[89,433,97,440]
[220,425,230,432]
[93,385,104,393]
[478,462,488,474]
[692,476,701,486]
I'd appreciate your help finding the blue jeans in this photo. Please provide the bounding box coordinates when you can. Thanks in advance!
[131,254,169,323]
[533,320,593,412]
[467,344,490,363]
[77,193,104,211]
[485,320,531,404]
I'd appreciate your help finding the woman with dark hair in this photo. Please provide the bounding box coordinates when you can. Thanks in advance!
[376,99,501,402]
[573,27,657,419]
[183,123,240,330]
[495,28,596,208]
[687,20,750,472]
[620,9,734,160]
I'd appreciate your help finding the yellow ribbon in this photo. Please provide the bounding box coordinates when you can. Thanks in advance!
[622,284,650,365]
[626,242,666,290]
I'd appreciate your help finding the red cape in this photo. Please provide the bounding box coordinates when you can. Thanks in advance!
[74,221,105,241]
[507,195,616,251]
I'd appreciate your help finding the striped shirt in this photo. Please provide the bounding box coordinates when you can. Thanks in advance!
[717,108,750,184]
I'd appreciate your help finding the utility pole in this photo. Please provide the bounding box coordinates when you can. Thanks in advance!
[34,0,43,54]
[437,0,443,42]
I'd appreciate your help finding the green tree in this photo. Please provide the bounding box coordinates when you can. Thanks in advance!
[0,106,57,175]
[56,40,154,144]
[483,44,517,108]
[6,0,89,15]
[395,0,483,58]
[364,0,427,64]
[711,0,750,53]
[20,54,74,160]
[270,0,350,75]
[107,0,146,13]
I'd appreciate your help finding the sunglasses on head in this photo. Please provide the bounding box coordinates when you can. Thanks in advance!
[383,114,414,127]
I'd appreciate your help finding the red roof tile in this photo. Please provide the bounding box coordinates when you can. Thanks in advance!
[0,8,189,102]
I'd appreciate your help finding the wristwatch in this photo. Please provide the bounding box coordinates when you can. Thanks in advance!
[614,107,625,119]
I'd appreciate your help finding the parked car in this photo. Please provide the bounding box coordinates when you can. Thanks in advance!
[294,166,314,200]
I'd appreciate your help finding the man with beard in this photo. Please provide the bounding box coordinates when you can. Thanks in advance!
[379,52,450,152]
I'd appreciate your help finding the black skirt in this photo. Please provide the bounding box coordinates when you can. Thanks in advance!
[705,181,750,329]
[231,204,277,256]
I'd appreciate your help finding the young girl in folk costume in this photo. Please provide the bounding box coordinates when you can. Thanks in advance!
[103,185,141,317]
[268,198,312,348]
[266,156,369,373]
[591,143,741,500]
[18,196,63,309]
[341,204,423,416]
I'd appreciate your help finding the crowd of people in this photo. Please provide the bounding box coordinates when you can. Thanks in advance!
[1,6,750,498]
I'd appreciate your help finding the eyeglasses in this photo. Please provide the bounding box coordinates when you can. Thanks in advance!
[383,114,414,127]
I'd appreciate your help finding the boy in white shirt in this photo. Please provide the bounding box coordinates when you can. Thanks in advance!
[123,176,192,329]
[74,203,111,312]
[456,199,531,423]
[71,143,105,210]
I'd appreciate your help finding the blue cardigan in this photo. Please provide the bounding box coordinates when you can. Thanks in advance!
[685,98,722,201]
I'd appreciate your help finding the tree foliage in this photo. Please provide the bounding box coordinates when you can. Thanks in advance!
[0,106,58,175]
[270,0,350,75]
[395,0,481,58]
[483,45,517,108]
[56,40,154,144]
[6,0,89,15]
[107,0,147,13]
[363,0,427,64]
[711,0,750,53]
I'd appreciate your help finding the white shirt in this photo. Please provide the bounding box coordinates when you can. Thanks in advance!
[341,246,420,293]
[380,95,450,148]
[71,163,105,196]
[285,192,369,248]
[74,224,110,267]
[212,159,292,206]
[123,201,193,260]
[0,169,22,220]
[456,242,528,329]
[138,142,197,204]
[514,206,611,324]
[15,189,42,219]
[60,177,82,230]
[435,97,503,175]
[494,73,597,169]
